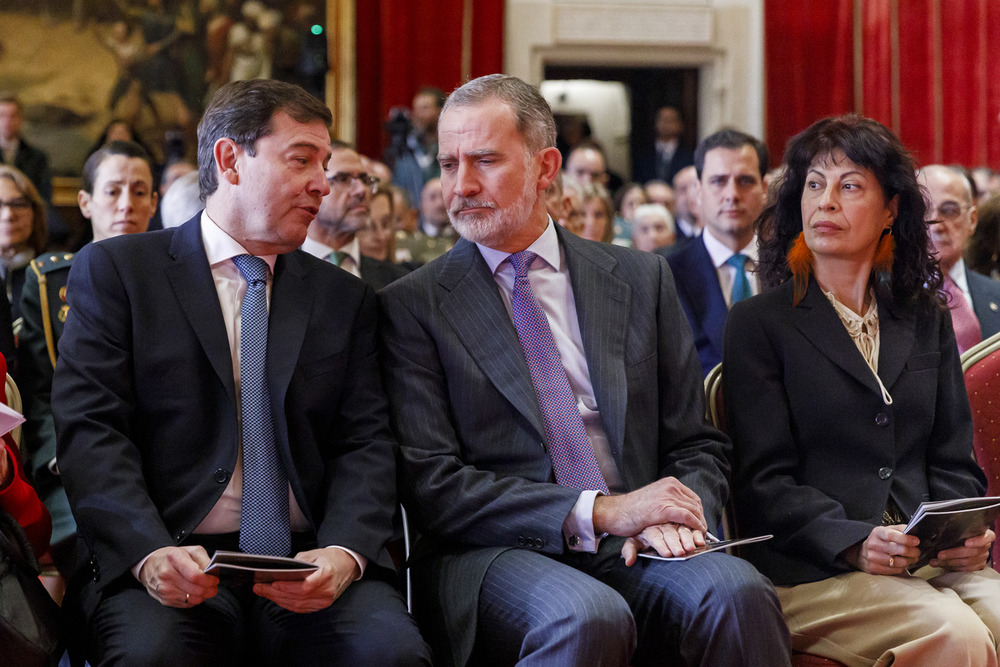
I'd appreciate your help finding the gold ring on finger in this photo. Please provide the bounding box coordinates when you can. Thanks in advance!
[888,556,895,567]
[185,593,190,604]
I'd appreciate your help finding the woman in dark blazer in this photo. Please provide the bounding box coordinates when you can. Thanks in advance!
[724,114,1000,666]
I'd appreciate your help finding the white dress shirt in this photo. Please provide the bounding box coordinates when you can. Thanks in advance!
[702,229,760,307]
[301,235,362,279]
[477,220,623,553]
[134,212,364,577]
[948,258,975,309]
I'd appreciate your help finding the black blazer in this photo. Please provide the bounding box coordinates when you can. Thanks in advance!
[53,217,399,588]
[379,224,728,665]
[723,279,986,586]
[634,143,695,185]
[658,236,728,376]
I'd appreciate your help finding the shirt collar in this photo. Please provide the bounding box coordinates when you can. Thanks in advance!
[199,210,277,274]
[948,257,970,294]
[301,234,360,265]
[702,228,757,269]
[477,218,562,275]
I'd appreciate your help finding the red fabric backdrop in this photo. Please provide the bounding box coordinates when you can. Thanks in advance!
[765,0,1000,168]
[355,0,504,161]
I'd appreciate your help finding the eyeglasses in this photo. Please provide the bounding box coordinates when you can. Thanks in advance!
[927,201,971,224]
[0,198,31,213]
[327,172,381,194]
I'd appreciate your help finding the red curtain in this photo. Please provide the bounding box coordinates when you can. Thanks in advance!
[355,0,504,161]
[765,0,1000,168]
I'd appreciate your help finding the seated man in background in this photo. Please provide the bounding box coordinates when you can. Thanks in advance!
[918,164,1000,353]
[302,141,408,289]
[19,140,158,577]
[380,73,790,667]
[658,129,769,376]
[52,79,428,665]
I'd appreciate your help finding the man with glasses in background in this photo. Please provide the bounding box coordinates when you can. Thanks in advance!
[302,140,408,289]
[919,164,1000,353]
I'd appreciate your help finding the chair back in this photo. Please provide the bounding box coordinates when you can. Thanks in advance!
[961,331,1000,572]
[5,373,22,447]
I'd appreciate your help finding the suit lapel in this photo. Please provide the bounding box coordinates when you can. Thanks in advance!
[877,298,916,390]
[559,228,630,456]
[793,280,883,395]
[438,239,546,438]
[165,220,236,399]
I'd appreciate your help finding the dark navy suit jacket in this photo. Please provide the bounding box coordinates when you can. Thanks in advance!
[967,267,1000,340]
[657,236,728,376]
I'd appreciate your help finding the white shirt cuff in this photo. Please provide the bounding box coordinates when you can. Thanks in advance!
[563,490,605,553]
[324,545,367,580]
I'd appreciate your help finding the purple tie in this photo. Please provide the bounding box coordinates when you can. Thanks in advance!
[944,276,982,354]
[508,251,609,493]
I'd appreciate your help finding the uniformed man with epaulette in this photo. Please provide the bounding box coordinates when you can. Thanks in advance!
[18,140,157,573]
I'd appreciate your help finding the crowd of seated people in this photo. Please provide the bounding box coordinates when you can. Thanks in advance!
[4,70,1000,667]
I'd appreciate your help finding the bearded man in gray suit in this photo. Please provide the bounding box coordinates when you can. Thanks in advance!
[379,74,790,667]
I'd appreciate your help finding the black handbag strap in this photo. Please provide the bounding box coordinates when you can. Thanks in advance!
[0,505,41,574]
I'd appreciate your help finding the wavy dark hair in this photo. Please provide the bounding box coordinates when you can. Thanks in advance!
[756,114,943,312]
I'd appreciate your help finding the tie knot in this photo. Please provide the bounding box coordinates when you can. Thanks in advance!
[726,253,748,272]
[508,251,538,278]
[328,250,349,267]
[232,254,269,286]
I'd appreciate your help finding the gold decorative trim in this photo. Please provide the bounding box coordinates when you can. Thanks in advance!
[327,0,356,144]
[889,0,900,134]
[461,0,473,83]
[932,0,943,162]
[853,0,864,115]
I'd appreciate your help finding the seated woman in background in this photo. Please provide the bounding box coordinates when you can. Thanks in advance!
[0,166,47,321]
[611,181,646,245]
[724,114,1000,666]
[579,182,615,243]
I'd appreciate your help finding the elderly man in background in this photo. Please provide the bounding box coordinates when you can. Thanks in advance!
[919,164,1000,353]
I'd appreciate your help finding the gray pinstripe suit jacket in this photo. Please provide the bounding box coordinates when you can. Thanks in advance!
[379,224,730,666]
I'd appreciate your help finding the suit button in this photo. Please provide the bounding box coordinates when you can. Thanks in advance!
[875,412,890,427]
[878,467,892,480]
[214,468,229,483]
[533,538,544,549]
[517,536,526,546]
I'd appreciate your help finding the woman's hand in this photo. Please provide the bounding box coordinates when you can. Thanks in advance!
[932,529,994,572]
[840,524,920,574]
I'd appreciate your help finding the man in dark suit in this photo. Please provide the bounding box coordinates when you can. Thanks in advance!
[302,141,408,290]
[919,164,1000,353]
[379,74,789,667]
[52,80,429,665]
[0,94,52,202]
[657,129,768,376]
[635,106,695,185]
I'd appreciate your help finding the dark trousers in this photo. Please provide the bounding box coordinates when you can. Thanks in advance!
[472,537,792,667]
[76,535,431,666]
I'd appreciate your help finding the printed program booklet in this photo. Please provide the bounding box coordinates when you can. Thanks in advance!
[203,550,319,583]
[903,497,1000,570]
[638,534,773,561]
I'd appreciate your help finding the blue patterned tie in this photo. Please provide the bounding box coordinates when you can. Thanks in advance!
[508,251,609,493]
[328,250,348,267]
[727,253,752,305]
[231,255,290,556]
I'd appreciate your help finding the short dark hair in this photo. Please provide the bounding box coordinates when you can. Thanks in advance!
[197,79,332,200]
[82,140,153,194]
[694,128,769,180]
[443,74,556,154]
[756,114,940,311]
